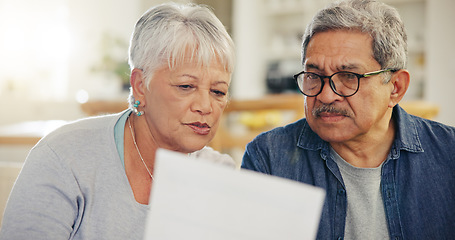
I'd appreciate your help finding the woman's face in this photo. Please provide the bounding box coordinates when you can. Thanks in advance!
[141,59,231,153]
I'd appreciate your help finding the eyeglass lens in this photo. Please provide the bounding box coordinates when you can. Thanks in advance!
[296,72,359,97]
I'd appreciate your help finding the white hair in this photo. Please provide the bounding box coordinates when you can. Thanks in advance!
[127,2,235,107]
[302,0,407,83]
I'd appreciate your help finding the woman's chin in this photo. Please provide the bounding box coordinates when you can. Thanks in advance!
[171,141,207,154]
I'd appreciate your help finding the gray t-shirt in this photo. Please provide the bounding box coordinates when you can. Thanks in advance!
[0,111,234,240]
[331,148,390,239]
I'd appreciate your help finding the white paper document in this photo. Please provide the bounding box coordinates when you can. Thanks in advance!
[144,149,325,240]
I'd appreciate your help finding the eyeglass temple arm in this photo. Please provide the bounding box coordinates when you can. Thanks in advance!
[363,68,398,77]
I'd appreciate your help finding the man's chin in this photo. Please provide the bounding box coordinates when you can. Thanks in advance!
[313,126,352,143]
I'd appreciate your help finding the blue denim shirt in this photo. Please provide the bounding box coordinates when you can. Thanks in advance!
[242,105,455,239]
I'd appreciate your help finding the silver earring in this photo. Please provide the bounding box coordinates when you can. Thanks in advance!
[133,100,144,116]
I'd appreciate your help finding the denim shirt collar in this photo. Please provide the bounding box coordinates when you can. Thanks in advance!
[297,104,424,160]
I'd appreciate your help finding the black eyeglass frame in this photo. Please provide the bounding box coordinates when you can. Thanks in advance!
[293,68,398,97]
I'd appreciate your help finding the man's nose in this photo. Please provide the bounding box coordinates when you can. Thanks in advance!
[316,79,343,104]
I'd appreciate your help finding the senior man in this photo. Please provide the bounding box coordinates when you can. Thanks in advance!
[242,0,455,239]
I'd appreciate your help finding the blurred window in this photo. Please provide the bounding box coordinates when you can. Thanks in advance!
[0,0,70,100]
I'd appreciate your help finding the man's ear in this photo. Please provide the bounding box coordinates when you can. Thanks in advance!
[388,69,410,108]
[130,68,147,103]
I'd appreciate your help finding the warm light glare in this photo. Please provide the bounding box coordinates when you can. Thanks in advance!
[76,89,89,104]
[0,0,71,100]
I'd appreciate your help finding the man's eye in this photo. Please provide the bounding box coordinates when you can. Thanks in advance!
[304,73,320,81]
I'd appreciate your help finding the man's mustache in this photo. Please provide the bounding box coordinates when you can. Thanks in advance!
[312,104,350,118]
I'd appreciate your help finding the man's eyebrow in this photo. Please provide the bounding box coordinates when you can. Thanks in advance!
[304,64,362,72]
[339,64,359,71]
[305,63,320,70]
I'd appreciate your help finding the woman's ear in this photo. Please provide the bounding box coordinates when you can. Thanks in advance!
[130,68,147,103]
[388,69,410,108]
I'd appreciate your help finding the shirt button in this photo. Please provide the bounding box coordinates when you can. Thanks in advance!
[337,237,343,240]
[387,190,392,198]
[338,189,345,194]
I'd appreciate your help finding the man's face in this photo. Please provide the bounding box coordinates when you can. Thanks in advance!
[304,30,395,144]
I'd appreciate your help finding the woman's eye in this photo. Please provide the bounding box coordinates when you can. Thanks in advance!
[212,89,226,96]
[178,84,194,90]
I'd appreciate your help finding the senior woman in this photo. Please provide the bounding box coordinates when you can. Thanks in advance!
[0,3,235,240]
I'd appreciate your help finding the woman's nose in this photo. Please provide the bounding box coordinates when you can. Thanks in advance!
[191,90,212,114]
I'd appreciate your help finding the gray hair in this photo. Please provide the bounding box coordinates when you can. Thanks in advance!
[302,0,407,82]
[127,2,235,107]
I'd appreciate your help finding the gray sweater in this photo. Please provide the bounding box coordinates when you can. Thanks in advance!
[0,112,234,240]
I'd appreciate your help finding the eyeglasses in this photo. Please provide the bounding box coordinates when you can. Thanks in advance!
[293,69,397,97]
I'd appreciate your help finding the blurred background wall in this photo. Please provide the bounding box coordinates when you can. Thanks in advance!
[0,0,453,164]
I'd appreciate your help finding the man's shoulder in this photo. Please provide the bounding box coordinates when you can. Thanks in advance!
[254,118,307,141]
[246,119,312,153]
[398,111,455,157]
[409,114,455,137]
[395,105,455,144]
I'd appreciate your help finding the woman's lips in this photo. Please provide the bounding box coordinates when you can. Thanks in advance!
[186,122,211,135]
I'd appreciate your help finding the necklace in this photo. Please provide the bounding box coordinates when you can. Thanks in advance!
[128,117,155,180]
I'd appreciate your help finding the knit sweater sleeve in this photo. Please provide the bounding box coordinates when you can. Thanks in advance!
[0,143,82,240]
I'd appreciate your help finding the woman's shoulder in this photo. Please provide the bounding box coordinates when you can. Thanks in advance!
[61,112,123,131]
[24,112,127,173]
[38,112,125,148]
